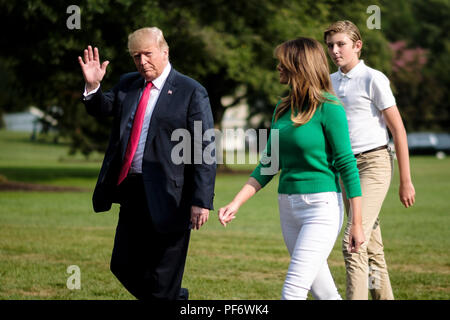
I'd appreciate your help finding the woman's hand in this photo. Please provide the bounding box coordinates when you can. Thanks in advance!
[218,201,240,227]
[348,224,365,253]
[218,178,261,227]
[347,196,364,253]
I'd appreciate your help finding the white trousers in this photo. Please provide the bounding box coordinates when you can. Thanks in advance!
[278,192,344,300]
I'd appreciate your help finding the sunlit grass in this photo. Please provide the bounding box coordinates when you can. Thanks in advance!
[0,130,449,299]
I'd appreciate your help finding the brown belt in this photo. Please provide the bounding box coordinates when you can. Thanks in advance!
[354,145,388,158]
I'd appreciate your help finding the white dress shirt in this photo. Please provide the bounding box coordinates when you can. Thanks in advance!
[330,60,396,154]
[84,62,172,173]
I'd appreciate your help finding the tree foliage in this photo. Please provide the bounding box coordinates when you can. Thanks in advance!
[381,0,450,131]
[0,0,447,155]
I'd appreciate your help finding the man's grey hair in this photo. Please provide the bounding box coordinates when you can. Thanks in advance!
[128,27,169,54]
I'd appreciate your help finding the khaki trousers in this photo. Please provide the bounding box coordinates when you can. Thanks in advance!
[341,148,394,300]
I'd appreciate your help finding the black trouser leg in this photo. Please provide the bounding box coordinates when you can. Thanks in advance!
[110,175,191,300]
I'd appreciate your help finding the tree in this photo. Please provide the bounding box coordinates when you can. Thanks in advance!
[381,0,450,131]
[1,0,340,155]
[389,41,429,130]
[1,0,446,158]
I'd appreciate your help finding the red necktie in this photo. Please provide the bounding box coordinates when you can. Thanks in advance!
[117,81,153,185]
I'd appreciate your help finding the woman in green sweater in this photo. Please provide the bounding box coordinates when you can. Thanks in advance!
[218,37,364,300]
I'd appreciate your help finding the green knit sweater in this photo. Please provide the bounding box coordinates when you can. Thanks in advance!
[250,94,362,199]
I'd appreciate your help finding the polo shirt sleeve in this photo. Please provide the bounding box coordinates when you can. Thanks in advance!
[371,71,396,111]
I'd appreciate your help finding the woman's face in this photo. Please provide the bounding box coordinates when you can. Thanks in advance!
[277,63,289,84]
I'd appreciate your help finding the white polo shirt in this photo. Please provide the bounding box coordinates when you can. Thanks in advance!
[330,60,396,154]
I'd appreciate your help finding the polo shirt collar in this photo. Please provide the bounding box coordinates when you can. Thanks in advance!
[338,60,365,80]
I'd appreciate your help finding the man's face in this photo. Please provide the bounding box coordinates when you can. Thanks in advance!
[325,32,361,72]
[132,41,168,81]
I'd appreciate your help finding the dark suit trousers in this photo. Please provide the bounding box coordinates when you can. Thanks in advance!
[110,174,191,300]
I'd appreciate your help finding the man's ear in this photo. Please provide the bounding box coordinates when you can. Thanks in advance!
[354,40,363,53]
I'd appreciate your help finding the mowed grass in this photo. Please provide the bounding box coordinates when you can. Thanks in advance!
[0,130,449,300]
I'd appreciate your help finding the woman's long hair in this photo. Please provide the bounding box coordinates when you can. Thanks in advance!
[274,37,335,125]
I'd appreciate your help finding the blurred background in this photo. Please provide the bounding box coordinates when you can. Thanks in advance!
[0,0,448,300]
[0,0,448,157]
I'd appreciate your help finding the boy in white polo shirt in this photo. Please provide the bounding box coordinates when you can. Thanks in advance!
[323,20,416,300]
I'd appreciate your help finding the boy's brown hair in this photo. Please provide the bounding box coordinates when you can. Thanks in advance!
[323,20,362,57]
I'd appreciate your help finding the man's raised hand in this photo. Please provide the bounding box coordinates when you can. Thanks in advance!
[78,45,109,93]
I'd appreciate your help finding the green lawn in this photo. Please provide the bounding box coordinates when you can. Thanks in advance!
[0,130,449,299]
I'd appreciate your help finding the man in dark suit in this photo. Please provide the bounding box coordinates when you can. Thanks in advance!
[78,27,216,300]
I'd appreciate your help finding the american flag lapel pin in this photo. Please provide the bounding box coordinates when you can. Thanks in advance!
[168,89,173,95]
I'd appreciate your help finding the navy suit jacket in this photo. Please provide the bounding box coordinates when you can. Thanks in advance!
[83,68,216,233]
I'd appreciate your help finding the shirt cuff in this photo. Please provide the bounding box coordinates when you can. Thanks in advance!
[83,84,100,97]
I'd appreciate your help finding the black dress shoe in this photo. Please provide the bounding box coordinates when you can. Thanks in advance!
[178,287,189,300]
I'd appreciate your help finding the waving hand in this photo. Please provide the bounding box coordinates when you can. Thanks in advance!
[78,45,109,92]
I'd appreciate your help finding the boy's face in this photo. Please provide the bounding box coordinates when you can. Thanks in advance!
[325,32,362,72]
